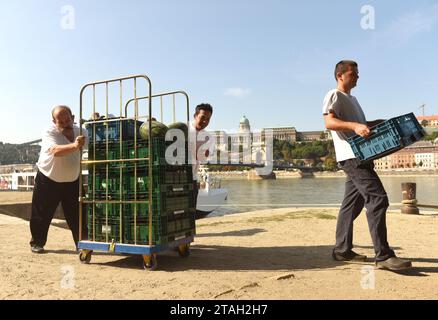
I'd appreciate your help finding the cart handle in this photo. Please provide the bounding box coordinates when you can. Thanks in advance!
[124,90,190,124]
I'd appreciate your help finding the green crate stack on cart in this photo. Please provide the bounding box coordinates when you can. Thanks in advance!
[86,120,195,245]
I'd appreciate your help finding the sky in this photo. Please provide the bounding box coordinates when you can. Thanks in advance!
[1,0,438,143]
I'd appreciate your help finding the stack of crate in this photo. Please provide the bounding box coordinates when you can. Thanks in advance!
[85,119,196,245]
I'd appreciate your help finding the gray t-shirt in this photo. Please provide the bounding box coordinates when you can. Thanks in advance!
[322,89,367,162]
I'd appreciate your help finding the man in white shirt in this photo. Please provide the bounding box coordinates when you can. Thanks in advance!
[323,60,411,271]
[189,103,213,219]
[30,105,87,253]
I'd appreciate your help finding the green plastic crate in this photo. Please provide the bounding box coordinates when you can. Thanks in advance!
[124,218,161,245]
[121,184,195,218]
[125,138,168,167]
[88,141,127,163]
[124,218,195,245]
[88,217,123,243]
[87,202,124,220]
[87,166,149,200]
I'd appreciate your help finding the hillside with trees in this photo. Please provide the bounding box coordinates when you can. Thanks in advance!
[207,139,338,172]
[0,142,40,165]
[273,139,337,171]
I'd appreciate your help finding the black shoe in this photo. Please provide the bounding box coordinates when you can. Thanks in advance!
[332,250,367,262]
[31,245,45,254]
[376,257,412,271]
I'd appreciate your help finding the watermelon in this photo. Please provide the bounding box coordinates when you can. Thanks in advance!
[167,122,189,138]
[139,120,168,140]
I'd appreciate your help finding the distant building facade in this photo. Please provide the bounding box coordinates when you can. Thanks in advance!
[210,116,330,164]
[262,127,297,142]
[297,131,328,141]
[415,152,438,169]
[417,115,438,127]
[211,116,265,164]
[373,140,438,170]
[374,155,391,170]
[261,127,330,142]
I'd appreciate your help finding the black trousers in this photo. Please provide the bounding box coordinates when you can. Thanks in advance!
[30,171,82,247]
[193,180,199,208]
[335,159,395,261]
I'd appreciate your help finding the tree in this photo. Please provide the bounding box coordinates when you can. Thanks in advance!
[271,139,337,170]
[324,157,338,171]
[281,144,292,161]
[319,132,326,140]
[273,139,284,160]
[312,158,323,168]
[424,131,438,141]
[0,143,40,165]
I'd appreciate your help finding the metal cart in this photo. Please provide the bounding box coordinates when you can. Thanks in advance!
[77,74,194,270]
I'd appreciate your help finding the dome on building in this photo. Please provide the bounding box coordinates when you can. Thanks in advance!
[434,137,438,144]
[238,115,251,133]
[240,116,250,125]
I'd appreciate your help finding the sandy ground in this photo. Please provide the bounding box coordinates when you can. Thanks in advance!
[0,197,437,300]
[0,191,33,205]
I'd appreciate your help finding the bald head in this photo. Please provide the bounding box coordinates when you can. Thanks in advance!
[52,105,72,119]
[52,105,74,130]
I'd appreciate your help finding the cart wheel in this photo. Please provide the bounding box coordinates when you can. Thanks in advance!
[142,254,158,271]
[79,250,92,264]
[177,244,190,258]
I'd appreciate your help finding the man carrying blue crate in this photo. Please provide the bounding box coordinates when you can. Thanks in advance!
[29,105,88,254]
[322,60,412,271]
[189,103,213,219]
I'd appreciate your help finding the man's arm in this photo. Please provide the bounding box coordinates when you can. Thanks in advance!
[324,112,371,138]
[49,136,85,157]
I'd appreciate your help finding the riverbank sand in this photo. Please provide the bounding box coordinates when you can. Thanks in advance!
[0,203,437,299]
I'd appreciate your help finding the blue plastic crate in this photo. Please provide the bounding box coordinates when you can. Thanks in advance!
[86,119,142,143]
[347,112,425,163]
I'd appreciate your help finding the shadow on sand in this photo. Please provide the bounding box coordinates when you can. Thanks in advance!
[89,245,438,276]
[90,244,362,271]
[195,228,267,237]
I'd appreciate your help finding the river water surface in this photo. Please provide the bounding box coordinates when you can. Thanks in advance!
[212,176,438,216]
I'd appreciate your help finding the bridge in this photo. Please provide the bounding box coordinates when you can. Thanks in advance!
[19,139,42,146]
[205,162,318,179]
[206,162,316,171]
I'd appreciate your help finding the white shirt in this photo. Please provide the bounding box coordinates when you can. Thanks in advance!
[189,122,215,181]
[322,89,367,162]
[37,124,87,183]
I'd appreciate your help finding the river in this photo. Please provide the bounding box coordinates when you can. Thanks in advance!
[212,176,438,216]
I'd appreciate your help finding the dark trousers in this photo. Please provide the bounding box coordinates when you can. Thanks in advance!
[30,171,81,247]
[335,159,395,261]
[194,180,199,208]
